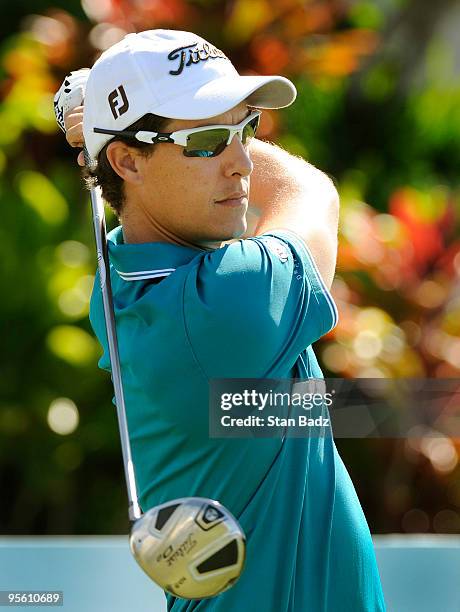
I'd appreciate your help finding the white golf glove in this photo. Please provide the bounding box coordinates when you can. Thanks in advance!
[53,68,90,133]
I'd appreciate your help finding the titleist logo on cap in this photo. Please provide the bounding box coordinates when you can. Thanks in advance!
[167,42,228,76]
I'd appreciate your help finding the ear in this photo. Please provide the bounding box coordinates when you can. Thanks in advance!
[105,141,143,184]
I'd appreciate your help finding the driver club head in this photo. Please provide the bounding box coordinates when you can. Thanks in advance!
[129,497,246,599]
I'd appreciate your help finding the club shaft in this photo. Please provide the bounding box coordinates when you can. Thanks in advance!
[88,181,142,522]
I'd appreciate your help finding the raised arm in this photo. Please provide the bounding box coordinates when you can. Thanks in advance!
[247,138,339,289]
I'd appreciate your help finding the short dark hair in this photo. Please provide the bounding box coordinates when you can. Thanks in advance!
[83,113,170,217]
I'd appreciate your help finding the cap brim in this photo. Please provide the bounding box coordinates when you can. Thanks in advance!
[150,74,297,120]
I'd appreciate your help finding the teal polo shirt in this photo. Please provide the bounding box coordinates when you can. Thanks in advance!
[89,226,386,611]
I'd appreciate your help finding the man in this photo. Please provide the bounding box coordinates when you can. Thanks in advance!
[56,29,386,611]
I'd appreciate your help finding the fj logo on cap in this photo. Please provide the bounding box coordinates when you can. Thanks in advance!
[108,85,129,119]
[168,42,228,76]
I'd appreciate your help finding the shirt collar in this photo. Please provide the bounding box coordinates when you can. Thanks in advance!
[107,225,205,282]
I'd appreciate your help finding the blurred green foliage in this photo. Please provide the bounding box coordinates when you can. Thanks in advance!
[1,0,460,536]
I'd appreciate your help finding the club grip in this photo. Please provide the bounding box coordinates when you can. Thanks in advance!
[83,145,93,169]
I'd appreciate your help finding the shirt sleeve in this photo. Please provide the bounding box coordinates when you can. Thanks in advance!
[183,229,338,379]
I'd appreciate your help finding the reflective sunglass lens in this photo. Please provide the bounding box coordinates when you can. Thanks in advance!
[242,116,260,143]
[182,114,260,158]
[184,128,229,158]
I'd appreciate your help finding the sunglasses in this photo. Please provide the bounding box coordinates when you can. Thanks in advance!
[93,110,261,158]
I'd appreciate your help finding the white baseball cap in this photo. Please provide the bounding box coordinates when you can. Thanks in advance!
[83,29,297,160]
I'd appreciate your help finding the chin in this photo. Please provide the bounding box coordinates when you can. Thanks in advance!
[231,227,246,239]
[197,216,247,247]
[225,218,247,240]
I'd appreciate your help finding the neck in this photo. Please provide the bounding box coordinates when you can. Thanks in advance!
[120,215,222,251]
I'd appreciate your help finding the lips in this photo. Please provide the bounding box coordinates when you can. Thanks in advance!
[215,192,247,203]
[215,194,248,208]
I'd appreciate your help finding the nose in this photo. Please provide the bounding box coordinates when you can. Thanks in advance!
[221,133,253,177]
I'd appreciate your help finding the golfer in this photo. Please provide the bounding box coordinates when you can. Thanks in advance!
[56,29,386,611]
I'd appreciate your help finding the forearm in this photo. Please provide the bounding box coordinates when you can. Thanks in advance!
[246,138,338,237]
[243,138,339,288]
